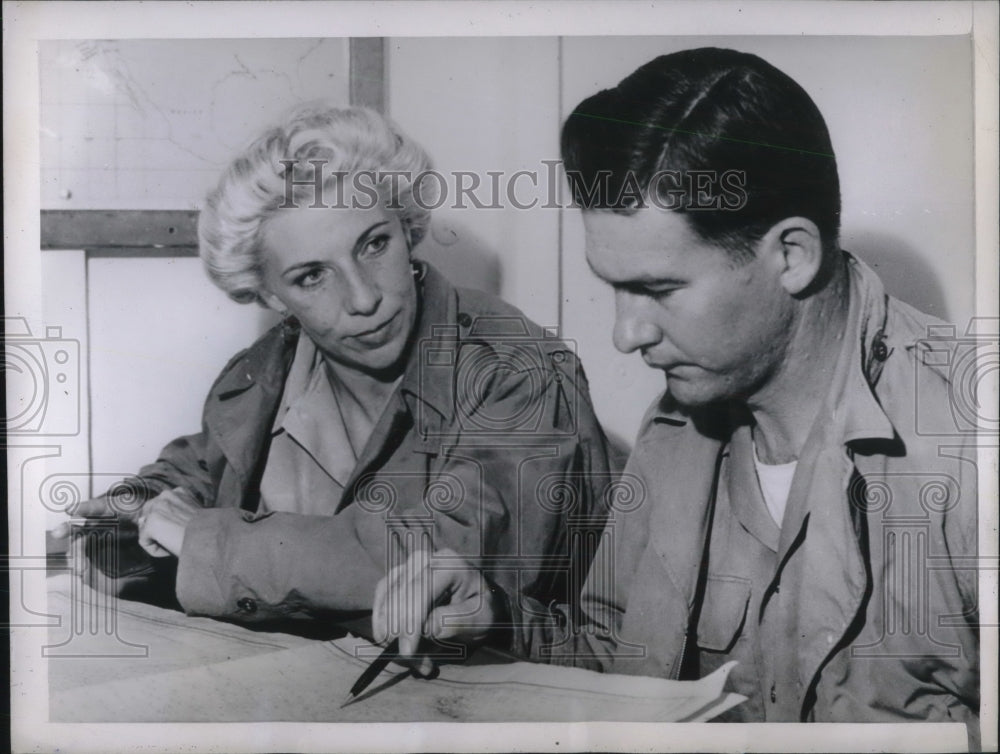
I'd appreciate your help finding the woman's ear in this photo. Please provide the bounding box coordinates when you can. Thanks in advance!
[759,217,825,296]
[401,220,414,254]
[259,289,288,315]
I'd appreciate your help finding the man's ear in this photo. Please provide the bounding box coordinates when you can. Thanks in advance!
[759,217,824,296]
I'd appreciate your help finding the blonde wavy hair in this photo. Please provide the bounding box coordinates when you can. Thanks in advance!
[198,104,433,305]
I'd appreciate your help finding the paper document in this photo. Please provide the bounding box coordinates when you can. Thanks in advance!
[46,574,745,722]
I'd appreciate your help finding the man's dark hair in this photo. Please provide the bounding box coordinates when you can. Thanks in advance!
[561,47,841,259]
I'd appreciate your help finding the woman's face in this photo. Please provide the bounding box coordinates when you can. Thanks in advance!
[259,201,418,377]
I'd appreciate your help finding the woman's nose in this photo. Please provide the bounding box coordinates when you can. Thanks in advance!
[613,293,662,354]
[341,266,382,316]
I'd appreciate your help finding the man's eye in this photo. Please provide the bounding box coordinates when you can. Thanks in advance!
[647,286,679,298]
[626,283,679,298]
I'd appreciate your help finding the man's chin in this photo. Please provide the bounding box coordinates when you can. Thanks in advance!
[664,376,722,409]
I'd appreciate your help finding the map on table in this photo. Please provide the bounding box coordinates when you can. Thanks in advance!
[46,573,745,723]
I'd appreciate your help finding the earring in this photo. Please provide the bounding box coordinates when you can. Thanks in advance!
[411,261,427,282]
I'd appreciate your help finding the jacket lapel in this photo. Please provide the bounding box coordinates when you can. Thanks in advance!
[205,322,296,509]
[643,412,727,609]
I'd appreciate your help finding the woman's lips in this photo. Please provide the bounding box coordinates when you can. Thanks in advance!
[351,312,398,345]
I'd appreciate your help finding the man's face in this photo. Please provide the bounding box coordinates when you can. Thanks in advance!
[583,207,796,408]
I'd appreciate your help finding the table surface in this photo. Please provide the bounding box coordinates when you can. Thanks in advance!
[45,572,744,723]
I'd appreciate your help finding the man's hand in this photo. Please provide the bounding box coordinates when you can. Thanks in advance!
[137,487,201,557]
[372,548,502,676]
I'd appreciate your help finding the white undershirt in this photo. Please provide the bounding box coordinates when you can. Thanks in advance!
[752,443,798,527]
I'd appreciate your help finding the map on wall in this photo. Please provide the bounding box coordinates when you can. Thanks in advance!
[40,39,350,210]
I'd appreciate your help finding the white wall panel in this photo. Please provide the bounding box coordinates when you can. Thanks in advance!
[87,256,278,481]
[388,37,562,328]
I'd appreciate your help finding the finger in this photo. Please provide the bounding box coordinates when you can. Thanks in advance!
[376,558,410,643]
[374,529,410,643]
[138,538,172,558]
[51,521,72,539]
[396,550,433,659]
[70,536,87,582]
[66,497,116,520]
[417,655,434,678]
[372,575,389,644]
[138,514,172,557]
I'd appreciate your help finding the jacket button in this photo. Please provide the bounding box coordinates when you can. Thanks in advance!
[871,332,889,361]
[457,313,472,328]
[770,684,777,703]
[236,597,257,614]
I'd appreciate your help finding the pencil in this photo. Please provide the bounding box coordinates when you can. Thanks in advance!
[340,638,400,708]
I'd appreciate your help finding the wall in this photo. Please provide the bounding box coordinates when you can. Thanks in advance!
[36,36,976,517]
[387,37,562,328]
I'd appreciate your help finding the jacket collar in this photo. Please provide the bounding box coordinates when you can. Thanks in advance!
[212,317,298,401]
[644,251,897,449]
[832,253,896,446]
[396,262,460,426]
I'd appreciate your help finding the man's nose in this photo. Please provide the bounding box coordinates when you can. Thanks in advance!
[341,265,382,316]
[613,292,662,354]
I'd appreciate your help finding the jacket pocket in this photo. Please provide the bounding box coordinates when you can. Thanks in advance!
[696,574,751,653]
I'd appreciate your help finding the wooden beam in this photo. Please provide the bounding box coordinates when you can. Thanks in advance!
[350,38,386,112]
[41,210,199,250]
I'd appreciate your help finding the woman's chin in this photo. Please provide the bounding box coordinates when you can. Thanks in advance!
[339,340,410,378]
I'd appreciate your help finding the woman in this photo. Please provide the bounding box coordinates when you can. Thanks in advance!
[66,104,617,626]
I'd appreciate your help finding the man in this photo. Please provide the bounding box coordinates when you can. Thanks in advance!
[373,47,980,735]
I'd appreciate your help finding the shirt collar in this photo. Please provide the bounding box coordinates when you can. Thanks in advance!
[271,330,322,432]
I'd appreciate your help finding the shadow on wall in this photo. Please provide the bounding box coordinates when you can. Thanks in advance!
[847,231,950,322]
[414,219,503,296]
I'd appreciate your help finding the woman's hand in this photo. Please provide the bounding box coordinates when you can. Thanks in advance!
[372,548,501,676]
[137,487,202,557]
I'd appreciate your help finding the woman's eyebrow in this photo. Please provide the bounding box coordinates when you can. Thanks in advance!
[281,260,320,278]
[280,220,392,277]
[351,221,391,253]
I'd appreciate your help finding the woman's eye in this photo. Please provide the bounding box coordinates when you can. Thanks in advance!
[295,268,326,288]
[363,234,390,255]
